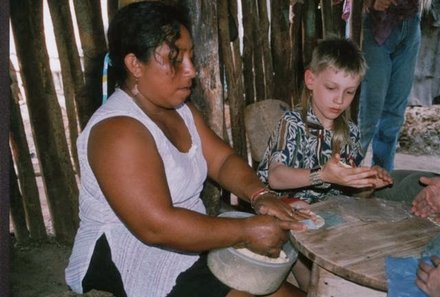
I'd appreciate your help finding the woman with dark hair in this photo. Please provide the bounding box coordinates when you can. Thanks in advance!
[65,2,310,297]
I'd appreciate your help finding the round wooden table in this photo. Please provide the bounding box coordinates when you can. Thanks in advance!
[290,195,440,293]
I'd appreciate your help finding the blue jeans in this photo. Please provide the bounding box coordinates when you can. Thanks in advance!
[358,13,421,171]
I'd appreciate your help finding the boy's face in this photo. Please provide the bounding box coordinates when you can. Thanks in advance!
[304,66,361,129]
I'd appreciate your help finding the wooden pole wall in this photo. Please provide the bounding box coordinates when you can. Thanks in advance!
[8,0,376,238]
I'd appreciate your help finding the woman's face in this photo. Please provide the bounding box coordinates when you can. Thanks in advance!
[304,66,361,129]
[136,25,196,109]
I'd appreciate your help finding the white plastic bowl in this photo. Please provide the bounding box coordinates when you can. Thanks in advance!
[207,211,298,295]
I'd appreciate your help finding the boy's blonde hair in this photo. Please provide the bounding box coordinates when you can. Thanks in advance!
[300,37,367,154]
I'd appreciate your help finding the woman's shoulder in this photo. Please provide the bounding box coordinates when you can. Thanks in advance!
[80,89,150,137]
[91,89,133,117]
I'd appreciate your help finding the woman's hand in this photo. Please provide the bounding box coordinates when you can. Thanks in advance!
[411,176,440,220]
[288,199,311,210]
[416,256,440,297]
[241,214,306,257]
[252,192,313,225]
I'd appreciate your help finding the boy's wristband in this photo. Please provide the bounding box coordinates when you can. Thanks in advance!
[309,166,331,189]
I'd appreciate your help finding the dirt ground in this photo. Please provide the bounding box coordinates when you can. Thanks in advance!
[10,239,72,297]
[10,107,440,297]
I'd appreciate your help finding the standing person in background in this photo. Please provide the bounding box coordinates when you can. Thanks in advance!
[65,2,311,297]
[358,0,431,171]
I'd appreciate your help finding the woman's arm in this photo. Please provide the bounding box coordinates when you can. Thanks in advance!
[188,103,311,222]
[88,115,305,256]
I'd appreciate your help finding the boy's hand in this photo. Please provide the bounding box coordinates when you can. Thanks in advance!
[321,154,382,188]
[370,165,393,189]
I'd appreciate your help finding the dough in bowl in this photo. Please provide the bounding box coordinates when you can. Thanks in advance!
[235,248,289,264]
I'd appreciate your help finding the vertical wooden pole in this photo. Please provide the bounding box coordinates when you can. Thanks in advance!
[241,0,256,104]
[0,0,10,295]
[184,0,225,214]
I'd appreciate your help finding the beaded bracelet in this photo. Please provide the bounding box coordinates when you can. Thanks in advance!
[309,166,331,189]
[249,188,276,210]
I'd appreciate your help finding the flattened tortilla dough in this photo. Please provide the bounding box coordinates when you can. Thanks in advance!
[301,215,325,230]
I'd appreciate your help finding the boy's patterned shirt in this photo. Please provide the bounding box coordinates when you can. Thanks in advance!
[257,108,364,204]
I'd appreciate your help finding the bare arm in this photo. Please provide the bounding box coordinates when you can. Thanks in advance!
[88,116,302,256]
[268,154,391,190]
[188,103,312,223]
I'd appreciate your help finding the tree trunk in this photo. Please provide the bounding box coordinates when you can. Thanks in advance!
[10,0,79,244]
[9,65,47,241]
[303,0,318,66]
[271,0,294,104]
[107,0,119,20]
[218,0,247,159]
[0,2,10,295]
[251,1,265,100]
[241,0,256,104]
[320,0,335,38]
[291,2,305,105]
[9,152,31,244]
[257,0,274,99]
[73,0,108,128]
[349,0,363,45]
[184,0,224,215]
[47,0,82,173]
[185,1,224,136]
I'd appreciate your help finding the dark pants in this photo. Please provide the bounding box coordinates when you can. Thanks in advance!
[166,252,230,297]
[374,170,439,205]
[82,234,127,297]
[82,235,230,297]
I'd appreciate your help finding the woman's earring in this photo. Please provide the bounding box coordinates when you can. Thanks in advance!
[131,79,139,97]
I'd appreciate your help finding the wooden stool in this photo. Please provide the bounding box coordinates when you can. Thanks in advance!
[307,264,386,297]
